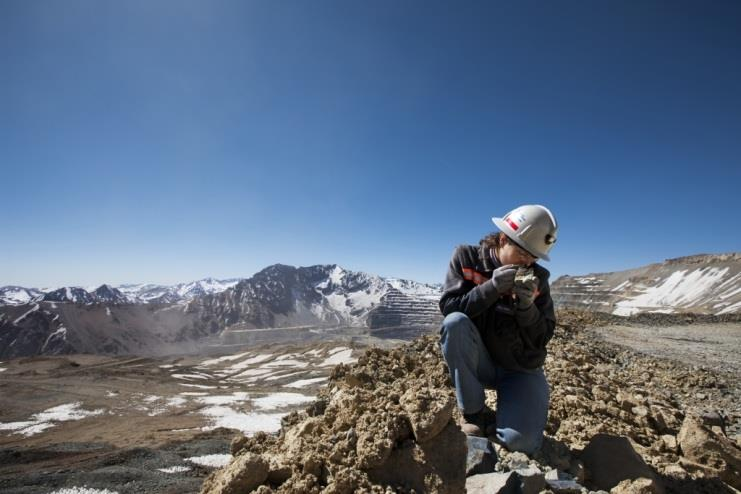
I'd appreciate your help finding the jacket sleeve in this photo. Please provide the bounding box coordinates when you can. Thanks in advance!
[515,274,557,348]
[439,246,500,318]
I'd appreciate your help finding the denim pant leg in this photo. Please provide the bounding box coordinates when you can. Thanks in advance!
[495,367,550,454]
[439,312,498,414]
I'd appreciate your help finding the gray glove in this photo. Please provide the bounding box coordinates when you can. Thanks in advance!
[490,265,517,299]
[514,277,538,309]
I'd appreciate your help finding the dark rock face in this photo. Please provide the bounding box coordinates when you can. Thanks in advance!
[93,284,129,304]
[0,304,73,358]
[579,434,662,492]
[43,287,97,304]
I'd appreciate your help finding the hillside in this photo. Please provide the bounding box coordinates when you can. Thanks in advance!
[551,253,741,316]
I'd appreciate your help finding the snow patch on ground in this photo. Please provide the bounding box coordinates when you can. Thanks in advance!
[319,349,356,367]
[0,368,6,373]
[224,353,274,372]
[185,454,233,468]
[284,377,328,388]
[49,488,119,494]
[157,465,192,473]
[179,383,217,389]
[199,351,252,367]
[230,368,274,379]
[0,402,105,437]
[196,392,249,406]
[252,392,314,410]
[171,373,212,380]
[198,406,286,435]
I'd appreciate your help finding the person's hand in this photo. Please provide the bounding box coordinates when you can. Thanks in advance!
[514,276,538,309]
[490,265,517,297]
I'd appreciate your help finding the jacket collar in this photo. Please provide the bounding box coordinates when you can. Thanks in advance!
[477,241,499,273]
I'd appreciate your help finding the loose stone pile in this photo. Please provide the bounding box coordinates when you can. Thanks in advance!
[201,310,741,493]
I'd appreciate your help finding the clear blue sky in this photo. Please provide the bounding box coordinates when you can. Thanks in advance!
[1,0,740,288]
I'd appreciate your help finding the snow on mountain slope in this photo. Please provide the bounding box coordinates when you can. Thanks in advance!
[551,253,741,316]
[1,278,243,306]
[196,264,443,331]
[0,286,44,306]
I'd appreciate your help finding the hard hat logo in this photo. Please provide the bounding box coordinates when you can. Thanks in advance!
[505,216,520,231]
[492,205,558,262]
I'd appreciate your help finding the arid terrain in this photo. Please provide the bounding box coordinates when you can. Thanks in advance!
[0,337,378,493]
[1,311,740,493]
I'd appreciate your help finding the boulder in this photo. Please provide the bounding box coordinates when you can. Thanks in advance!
[400,386,455,443]
[580,434,663,492]
[677,414,741,489]
[515,466,545,494]
[466,436,497,476]
[466,471,520,494]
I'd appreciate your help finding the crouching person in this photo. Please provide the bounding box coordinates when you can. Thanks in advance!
[439,205,558,455]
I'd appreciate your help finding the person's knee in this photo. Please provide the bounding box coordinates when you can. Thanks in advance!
[497,428,543,455]
[441,312,473,337]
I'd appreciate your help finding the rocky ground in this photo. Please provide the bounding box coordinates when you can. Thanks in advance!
[1,310,740,493]
[204,310,741,494]
[0,340,372,493]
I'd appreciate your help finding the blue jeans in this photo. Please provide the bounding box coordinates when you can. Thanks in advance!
[439,312,549,454]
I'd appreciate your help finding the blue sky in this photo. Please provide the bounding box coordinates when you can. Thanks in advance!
[1,0,740,288]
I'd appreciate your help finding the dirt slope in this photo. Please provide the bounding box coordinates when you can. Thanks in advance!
[202,310,741,493]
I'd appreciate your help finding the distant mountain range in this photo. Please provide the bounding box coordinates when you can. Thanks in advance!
[0,277,242,306]
[2,253,739,359]
[0,265,442,358]
[551,252,741,316]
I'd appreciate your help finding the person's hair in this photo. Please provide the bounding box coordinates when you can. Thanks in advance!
[480,231,507,251]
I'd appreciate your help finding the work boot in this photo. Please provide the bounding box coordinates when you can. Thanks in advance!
[459,409,492,437]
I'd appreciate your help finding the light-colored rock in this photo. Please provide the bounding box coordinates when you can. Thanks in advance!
[466,471,519,494]
[662,464,687,478]
[660,434,677,453]
[677,414,741,489]
[610,477,661,494]
[400,385,455,443]
[200,453,269,494]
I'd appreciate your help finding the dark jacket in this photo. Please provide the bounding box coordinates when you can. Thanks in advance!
[439,241,556,370]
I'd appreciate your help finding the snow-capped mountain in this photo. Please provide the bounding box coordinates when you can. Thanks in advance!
[42,286,98,304]
[0,265,442,358]
[0,278,243,306]
[193,264,443,331]
[551,252,741,316]
[92,284,130,304]
[107,277,242,304]
[0,286,44,306]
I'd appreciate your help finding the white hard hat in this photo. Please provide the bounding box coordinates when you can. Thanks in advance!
[492,205,558,261]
